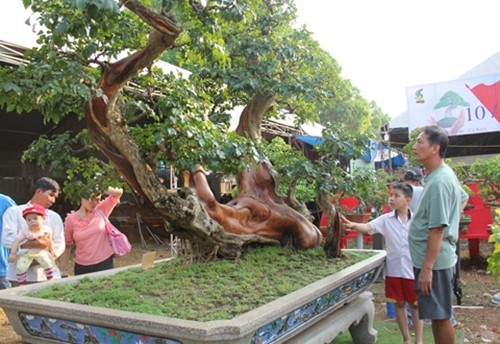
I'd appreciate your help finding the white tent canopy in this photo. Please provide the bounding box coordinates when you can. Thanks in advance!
[389,51,500,130]
[387,51,500,160]
[0,1,37,49]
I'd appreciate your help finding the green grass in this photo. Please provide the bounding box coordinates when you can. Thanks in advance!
[331,321,464,344]
[29,246,374,321]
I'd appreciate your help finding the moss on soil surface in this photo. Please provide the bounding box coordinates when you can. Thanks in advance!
[29,246,374,321]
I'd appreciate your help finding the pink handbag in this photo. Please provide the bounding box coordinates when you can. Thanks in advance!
[97,209,131,257]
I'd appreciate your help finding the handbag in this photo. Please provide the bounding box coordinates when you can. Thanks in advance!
[97,209,131,257]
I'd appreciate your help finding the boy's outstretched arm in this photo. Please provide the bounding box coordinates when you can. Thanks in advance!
[339,214,372,234]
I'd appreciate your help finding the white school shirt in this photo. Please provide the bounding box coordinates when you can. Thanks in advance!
[368,209,414,279]
[409,185,424,213]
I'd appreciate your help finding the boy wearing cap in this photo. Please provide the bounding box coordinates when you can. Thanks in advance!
[402,167,424,213]
[8,204,56,285]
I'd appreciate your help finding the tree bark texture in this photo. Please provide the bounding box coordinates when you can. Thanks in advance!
[84,2,321,259]
[318,193,342,258]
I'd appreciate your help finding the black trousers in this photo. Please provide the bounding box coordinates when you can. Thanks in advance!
[74,255,114,276]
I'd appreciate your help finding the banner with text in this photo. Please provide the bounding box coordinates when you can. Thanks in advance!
[406,74,500,136]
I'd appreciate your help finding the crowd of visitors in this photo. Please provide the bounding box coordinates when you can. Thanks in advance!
[1,178,123,286]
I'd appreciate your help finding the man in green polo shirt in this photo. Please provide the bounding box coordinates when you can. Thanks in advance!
[409,126,468,344]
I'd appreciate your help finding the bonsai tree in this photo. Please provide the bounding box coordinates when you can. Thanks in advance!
[338,168,391,217]
[0,0,384,259]
[470,155,500,205]
[487,208,500,279]
[262,136,317,219]
[445,158,473,198]
[262,124,375,257]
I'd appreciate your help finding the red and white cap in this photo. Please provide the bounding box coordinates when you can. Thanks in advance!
[22,204,46,218]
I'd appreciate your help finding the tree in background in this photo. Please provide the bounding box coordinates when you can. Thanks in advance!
[317,82,389,133]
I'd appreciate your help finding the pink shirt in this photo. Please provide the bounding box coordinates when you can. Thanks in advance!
[15,225,52,254]
[16,226,50,241]
[64,196,119,266]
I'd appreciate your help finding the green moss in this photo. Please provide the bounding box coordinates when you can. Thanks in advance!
[30,247,374,321]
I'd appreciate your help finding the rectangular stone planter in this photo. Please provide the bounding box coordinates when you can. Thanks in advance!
[0,249,386,344]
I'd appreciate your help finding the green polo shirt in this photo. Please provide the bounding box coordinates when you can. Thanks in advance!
[409,165,467,270]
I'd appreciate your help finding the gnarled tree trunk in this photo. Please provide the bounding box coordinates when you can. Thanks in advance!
[84,1,321,260]
[318,193,342,258]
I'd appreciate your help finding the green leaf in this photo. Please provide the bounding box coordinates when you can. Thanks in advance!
[75,0,86,10]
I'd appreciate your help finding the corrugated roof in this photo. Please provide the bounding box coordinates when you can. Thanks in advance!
[0,40,28,65]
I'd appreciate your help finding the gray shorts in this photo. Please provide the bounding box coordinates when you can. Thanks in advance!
[414,267,454,320]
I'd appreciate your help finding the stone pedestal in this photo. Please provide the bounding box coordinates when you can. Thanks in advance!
[0,250,385,344]
[287,291,377,344]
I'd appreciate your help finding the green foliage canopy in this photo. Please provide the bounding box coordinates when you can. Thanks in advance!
[1,0,387,206]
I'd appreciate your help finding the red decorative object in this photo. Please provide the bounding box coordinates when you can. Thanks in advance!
[461,182,493,259]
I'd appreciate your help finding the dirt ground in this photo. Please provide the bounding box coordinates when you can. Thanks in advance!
[371,240,500,344]
[1,239,499,344]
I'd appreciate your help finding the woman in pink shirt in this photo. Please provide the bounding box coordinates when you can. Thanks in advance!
[62,187,123,276]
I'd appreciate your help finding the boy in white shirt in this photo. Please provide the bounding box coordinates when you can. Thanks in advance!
[342,182,423,344]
